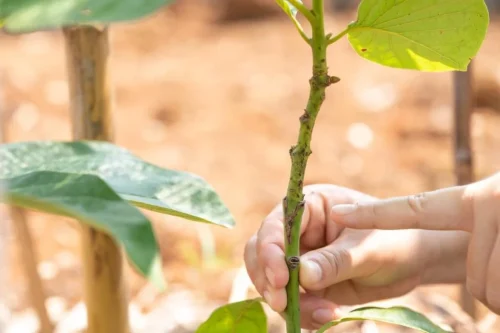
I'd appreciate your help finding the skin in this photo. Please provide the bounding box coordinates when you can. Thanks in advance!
[244,184,469,330]
[331,172,500,316]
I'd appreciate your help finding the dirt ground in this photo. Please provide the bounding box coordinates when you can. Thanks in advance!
[1,4,500,332]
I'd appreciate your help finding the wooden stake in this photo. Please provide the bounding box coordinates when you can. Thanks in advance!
[453,62,477,319]
[63,26,129,333]
[10,208,55,333]
[1,76,54,333]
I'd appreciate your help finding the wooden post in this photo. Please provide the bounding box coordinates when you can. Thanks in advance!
[63,26,129,333]
[453,62,477,319]
[1,77,54,333]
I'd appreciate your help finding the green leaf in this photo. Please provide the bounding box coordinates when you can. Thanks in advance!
[347,0,489,71]
[317,306,452,333]
[276,0,299,18]
[4,170,165,290]
[275,0,306,39]
[0,0,173,33]
[0,141,234,227]
[196,299,267,333]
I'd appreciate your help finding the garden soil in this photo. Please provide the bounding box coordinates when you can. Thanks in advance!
[1,5,500,332]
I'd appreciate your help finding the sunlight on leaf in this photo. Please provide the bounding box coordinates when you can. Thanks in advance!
[196,299,267,333]
[347,0,489,71]
[317,306,452,333]
[0,141,234,228]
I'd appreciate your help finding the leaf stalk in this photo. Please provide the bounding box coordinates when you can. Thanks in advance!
[327,26,350,45]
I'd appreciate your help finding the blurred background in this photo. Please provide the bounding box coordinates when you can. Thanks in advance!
[1,0,500,332]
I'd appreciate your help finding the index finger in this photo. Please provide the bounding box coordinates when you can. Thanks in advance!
[330,185,475,232]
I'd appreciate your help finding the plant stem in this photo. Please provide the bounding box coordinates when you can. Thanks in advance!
[284,0,335,332]
[453,62,478,320]
[63,25,130,333]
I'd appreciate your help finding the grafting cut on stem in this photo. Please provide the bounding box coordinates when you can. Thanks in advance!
[282,0,339,331]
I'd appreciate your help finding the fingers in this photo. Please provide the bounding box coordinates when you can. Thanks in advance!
[322,276,421,306]
[297,294,340,330]
[299,231,372,291]
[331,185,474,232]
[465,191,499,313]
[486,231,500,313]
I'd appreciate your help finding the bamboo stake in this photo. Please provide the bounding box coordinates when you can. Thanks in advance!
[453,62,477,319]
[63,26,129,333]
[10,208,55,333]
[1,76,54,333]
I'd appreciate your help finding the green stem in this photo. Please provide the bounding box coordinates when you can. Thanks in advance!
[283,0,334,332]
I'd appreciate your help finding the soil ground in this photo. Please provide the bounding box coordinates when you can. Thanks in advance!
[1,5,500,332]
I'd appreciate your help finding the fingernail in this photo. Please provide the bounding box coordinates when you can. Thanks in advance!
[312,308,334,325]
[263,291,273,305]
[301,260,322,285]
[265,267,275,288]
[331,204,357,215]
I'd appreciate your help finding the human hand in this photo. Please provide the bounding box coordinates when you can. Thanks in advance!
[331,172,500,315]
[244,184,455,329]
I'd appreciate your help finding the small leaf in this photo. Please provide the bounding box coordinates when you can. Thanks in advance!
[275,0,299,18]
[196,299,267,333]
[275,0,307,40]
[0,141,234,227]
[347,0,489,71]
[0,0,173,33]
[3,170,165,289]
[317,306,452,333]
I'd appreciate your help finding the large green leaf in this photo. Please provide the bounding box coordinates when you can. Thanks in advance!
[317,306,452,333]
[0,0,173,33]
[0,141,234,227]
[196,299,267,333]
[347,0,489,71]
[4,170,165,289]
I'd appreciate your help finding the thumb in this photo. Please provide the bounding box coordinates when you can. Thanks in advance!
[329,185,475,232]
[299,235,369,291]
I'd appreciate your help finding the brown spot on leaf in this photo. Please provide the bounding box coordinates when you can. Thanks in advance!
[361,48,367,52]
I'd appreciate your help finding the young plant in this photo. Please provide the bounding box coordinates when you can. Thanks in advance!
[197,0,490,332]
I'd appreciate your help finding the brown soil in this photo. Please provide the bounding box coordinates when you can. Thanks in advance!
[1,5,500,332]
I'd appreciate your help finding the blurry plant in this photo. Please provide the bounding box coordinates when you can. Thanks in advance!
[0,0,491,333]
[0,1,233,332]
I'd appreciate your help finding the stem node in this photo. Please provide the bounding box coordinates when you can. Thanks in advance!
[328,76,341,85]
[287,256,300,270]
[299,110,310,123]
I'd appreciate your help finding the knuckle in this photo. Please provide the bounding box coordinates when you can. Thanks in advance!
[315,248,350,283]
[405,192,428,226]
